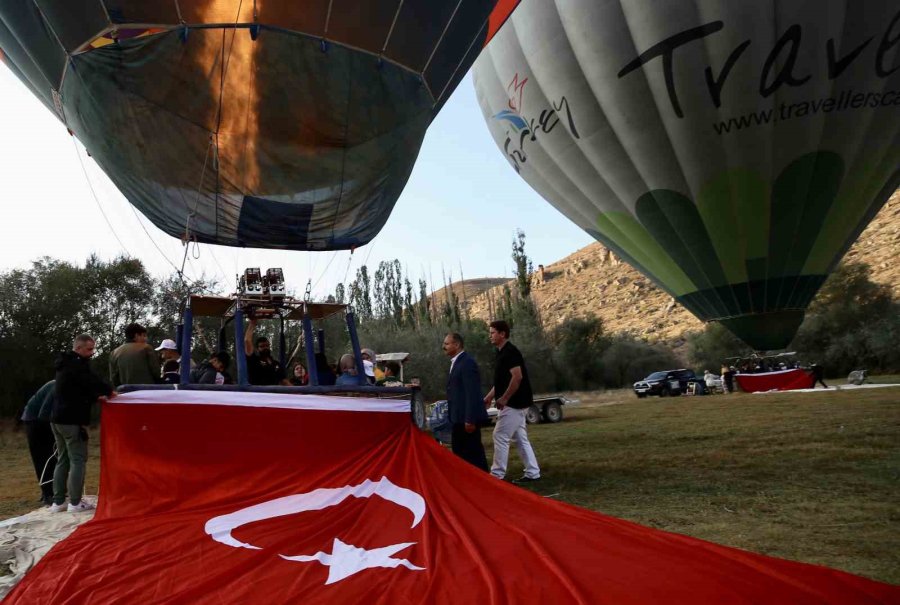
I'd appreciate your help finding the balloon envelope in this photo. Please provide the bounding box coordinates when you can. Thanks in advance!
[0,0,519,251]
[473,0,900,350]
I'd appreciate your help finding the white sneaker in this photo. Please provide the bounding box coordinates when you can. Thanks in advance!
[49,502,67,513]
[67,501,95,513]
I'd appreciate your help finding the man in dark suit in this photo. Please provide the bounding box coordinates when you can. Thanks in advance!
[442,332,489,471]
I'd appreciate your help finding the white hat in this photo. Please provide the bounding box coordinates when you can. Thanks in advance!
[155,339,178,351]
[363,359,375,377]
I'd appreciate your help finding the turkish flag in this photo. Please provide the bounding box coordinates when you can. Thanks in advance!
[6,390,898,604]
[735,368,816,393]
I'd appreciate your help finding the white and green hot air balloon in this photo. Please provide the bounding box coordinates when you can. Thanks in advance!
[473,0,900,350]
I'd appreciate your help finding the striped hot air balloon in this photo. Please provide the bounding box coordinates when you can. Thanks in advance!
[0,0,519,251]
[473,0,900,350]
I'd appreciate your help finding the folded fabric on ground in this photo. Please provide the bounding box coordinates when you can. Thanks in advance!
[0,499,94,599]
[6,390,898,604]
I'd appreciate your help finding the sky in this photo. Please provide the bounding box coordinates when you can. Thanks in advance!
[0,64,593,299]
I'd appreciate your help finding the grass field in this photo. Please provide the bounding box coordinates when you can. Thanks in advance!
[2,382,898,585]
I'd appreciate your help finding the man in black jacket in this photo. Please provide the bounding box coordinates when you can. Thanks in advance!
[442,332,489,471]
[50,334,115,513]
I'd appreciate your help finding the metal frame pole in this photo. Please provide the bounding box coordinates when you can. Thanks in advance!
[278,312,287,369]
[345,310,368,386]
[303,306,319,386]
[179,299,193,385]
[234,307,249,386]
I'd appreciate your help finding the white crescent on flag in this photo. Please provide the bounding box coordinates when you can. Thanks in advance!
[204,476,426,585]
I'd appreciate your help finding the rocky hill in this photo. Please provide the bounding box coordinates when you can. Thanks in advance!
[440,190,900,346]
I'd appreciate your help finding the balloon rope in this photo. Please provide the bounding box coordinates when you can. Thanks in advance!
[129,205,194,283]
[423,0,463,79]
[380,1,405,55]
[205,245,229,283]
[311,251,340,292]
[323,0,333,35]
[362,237,378,268]
[70,137,131,257]
[343,248,356,287]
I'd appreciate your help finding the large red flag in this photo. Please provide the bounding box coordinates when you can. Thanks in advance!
[7,390,898,604]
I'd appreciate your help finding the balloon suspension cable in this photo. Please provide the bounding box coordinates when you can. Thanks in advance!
[177,212,199,292]
[69,136,131,257]
[189,135,215,217]
[311,250,340,292]
[177,130,218,292]
[342,246,356,286]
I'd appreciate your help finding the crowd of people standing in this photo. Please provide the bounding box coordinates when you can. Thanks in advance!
[22,316,542,512]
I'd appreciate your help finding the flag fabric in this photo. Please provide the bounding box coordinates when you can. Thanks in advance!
[6,390,898,604]
[735,368,816,393]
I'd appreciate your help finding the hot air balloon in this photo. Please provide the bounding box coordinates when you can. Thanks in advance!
[0,0,519,251]
[473,0,900,350]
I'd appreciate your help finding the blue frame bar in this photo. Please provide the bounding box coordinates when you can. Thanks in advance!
[278,313,287,369]
[345,311,368,386]
[179,302,193,385]
[234,307,249,386]
[302,309,319,386]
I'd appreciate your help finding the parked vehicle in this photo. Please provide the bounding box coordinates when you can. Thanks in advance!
[486,395,578,424]
[633,369,707,398]
[428,395,577,438]
[847,369,868,385]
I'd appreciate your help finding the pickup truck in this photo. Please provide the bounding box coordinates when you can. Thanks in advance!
[428,395,576,443]
[633,369,707,397]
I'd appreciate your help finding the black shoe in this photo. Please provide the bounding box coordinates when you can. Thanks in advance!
[513,475,541,484]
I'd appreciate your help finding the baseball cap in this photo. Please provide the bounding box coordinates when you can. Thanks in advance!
[155,339,178,351]
[363,359,375,377]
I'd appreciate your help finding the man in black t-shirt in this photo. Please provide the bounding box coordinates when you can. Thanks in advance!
[244,319,287,386]
[483,320,540,482]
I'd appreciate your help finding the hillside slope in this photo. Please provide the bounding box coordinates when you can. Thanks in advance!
[454,190,900,345]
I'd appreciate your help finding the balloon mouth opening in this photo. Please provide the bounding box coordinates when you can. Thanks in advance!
[718,311,805,351]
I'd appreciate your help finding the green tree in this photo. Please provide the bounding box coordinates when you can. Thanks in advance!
[791,262,900,374]
[550,315,609,390]
[417,279,431,327]
[686,323,752,373]
[601,336,681,388]
[512,229,533,298]
[349,266,373,322]
[333,282,346,304]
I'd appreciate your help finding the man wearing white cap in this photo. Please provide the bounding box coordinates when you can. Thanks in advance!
[155,338,194,377]
[155,339,180,364]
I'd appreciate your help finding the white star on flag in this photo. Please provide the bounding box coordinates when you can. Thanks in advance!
[281,538,425,585]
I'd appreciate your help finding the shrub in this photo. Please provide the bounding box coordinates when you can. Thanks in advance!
[686,323,752,372]
[601,336,681,388]
[550,315,609,391]
[791,262,900,375]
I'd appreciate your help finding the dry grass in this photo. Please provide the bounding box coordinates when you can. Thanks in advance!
[0,423,101,519]
[497,384,900,584]
[2,383,898,585]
